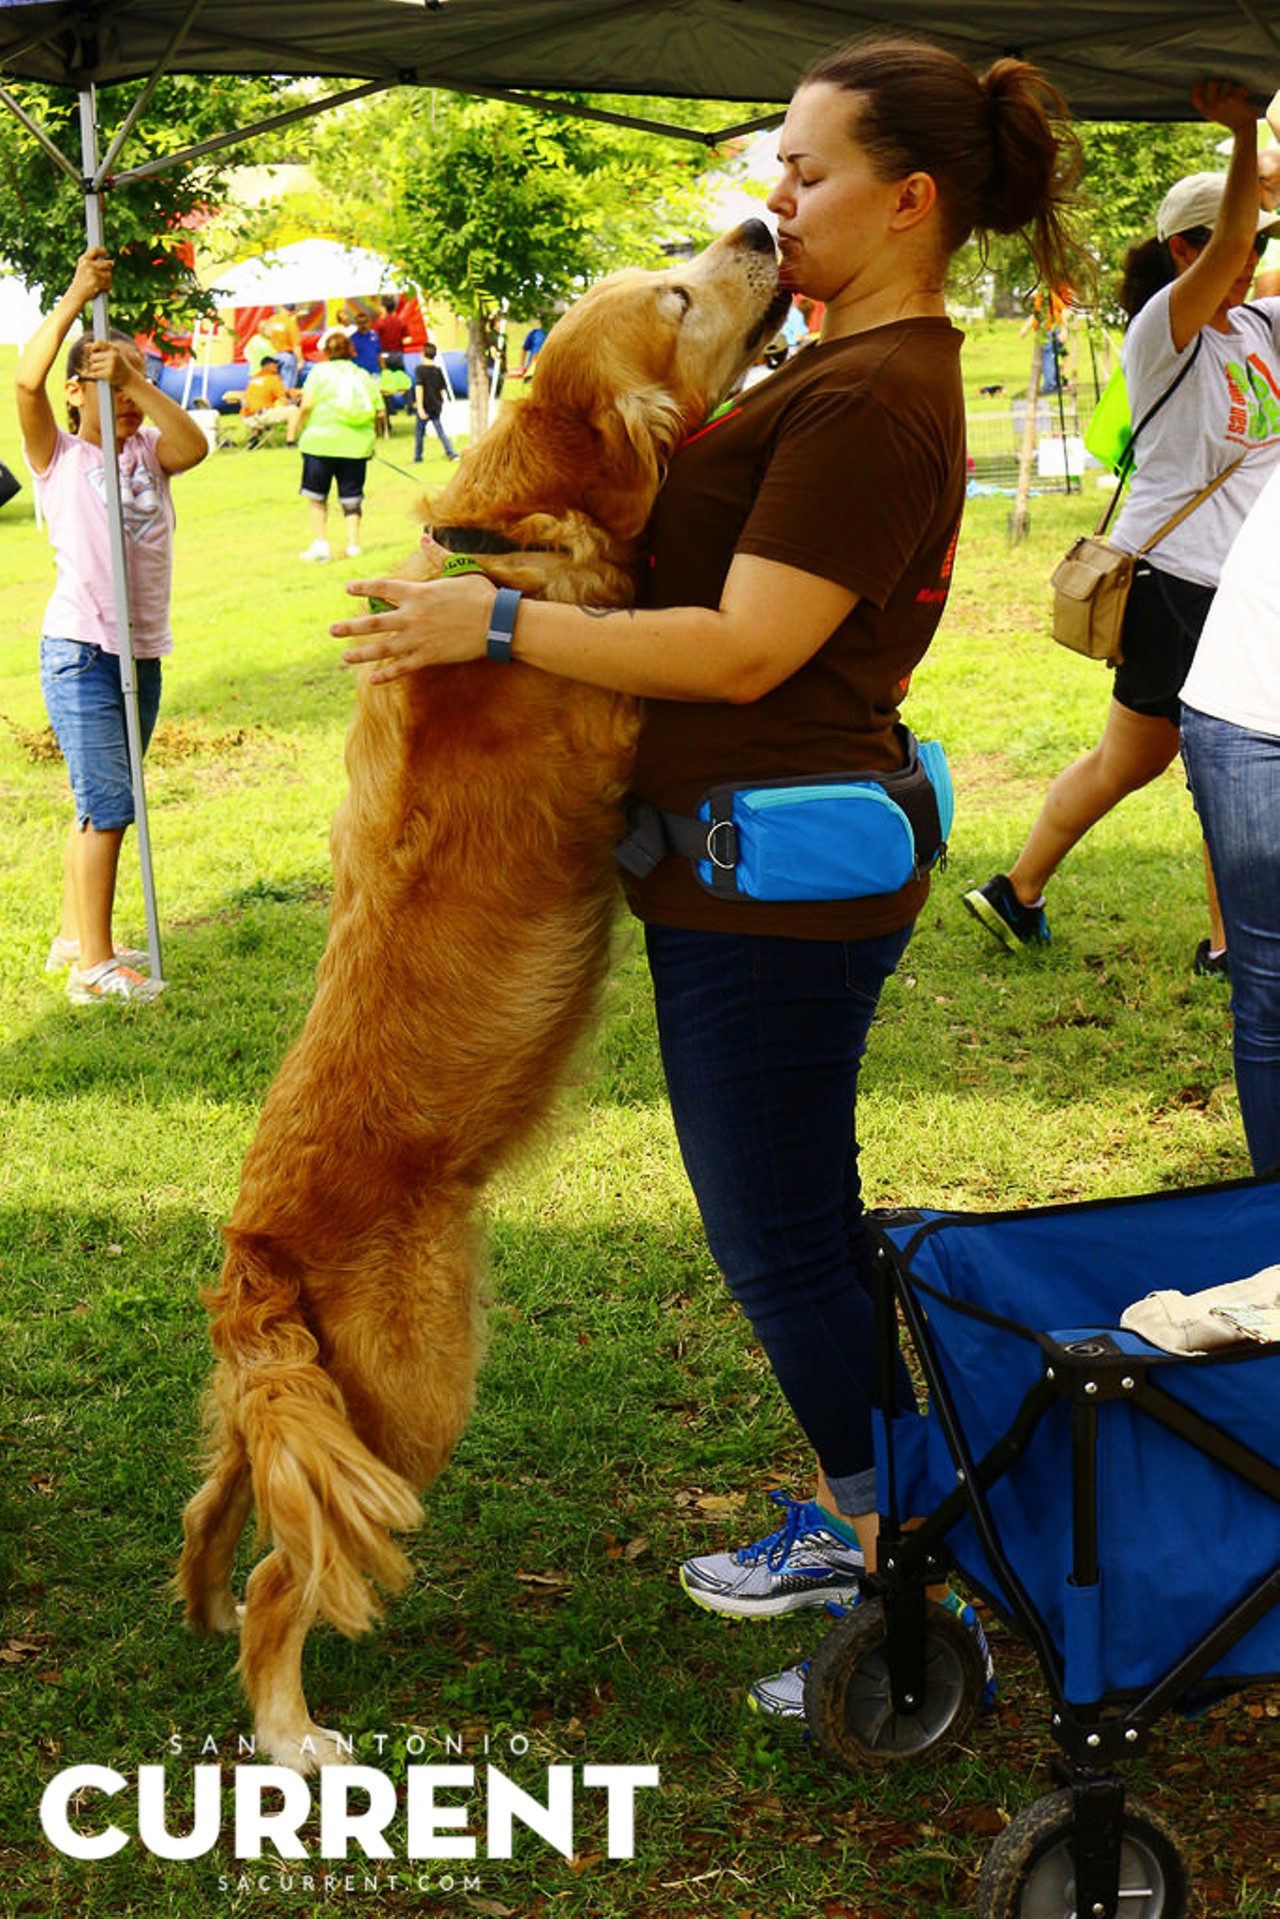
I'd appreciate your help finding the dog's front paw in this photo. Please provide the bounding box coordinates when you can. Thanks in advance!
[181,1587,242,1635]
[258,1723,356,1774]
[210,1593,243,1634]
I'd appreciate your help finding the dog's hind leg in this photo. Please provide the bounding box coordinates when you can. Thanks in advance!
[238,1547,350,1773]
[325,1206,484,1494]
[176,1437,254,1636]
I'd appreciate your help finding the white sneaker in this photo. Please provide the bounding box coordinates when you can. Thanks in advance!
[67,957,166,1005]
[299,540,330,563]
[345,543,362,558]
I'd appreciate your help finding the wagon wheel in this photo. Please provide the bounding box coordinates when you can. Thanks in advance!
[802,1596,986,1769]
[976,1789,1190,1919]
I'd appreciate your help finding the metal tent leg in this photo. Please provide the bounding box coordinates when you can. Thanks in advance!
[78,85,165,984]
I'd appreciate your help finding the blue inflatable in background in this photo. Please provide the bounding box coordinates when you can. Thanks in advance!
[158,349,471,413]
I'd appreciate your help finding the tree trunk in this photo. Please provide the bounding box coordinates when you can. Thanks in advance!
[466,315,490,441]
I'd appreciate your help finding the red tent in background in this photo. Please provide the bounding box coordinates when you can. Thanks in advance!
[227,294,428,362]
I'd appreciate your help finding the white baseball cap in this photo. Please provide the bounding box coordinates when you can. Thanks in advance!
[1157,170,1280,242]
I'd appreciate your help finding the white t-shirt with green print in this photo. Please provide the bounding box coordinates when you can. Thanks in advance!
[1112,282,1280,588]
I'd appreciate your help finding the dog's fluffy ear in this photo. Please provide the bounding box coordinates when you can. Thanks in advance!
[591,384,684,538]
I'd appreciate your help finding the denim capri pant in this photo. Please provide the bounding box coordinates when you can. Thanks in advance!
[40,636,162,832]
[299,452,367,512]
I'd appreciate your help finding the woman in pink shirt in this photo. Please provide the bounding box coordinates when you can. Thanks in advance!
[17,247,208,1004]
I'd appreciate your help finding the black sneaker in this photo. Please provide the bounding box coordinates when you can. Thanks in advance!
[1193,939,1229,980]
[963,874,1051,951]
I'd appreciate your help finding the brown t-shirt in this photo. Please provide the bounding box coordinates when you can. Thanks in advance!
[625,318,965,939]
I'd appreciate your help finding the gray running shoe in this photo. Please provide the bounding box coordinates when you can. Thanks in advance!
[679,1490,864,1619]
[746,1592,996,1723]
[747,1660,809,1720]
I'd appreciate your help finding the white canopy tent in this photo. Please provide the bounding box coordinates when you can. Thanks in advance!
[202,239,398,308]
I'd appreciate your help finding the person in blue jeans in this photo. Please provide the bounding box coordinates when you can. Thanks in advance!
[336,35,1078,1719]
[412,345,457,463]
[17,246,208,1004]
[1181,454,1280,1175]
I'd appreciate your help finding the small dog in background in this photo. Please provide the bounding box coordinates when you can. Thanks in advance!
[176,222,789,1770]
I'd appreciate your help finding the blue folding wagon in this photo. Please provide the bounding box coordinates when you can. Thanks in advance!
[800,1176,1280,1919]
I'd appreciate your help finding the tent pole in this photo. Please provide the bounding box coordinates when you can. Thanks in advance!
[0,82,81,179]
[78,85,166,984]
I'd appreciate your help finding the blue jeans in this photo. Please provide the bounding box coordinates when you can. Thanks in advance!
[644,921,916,1517]
[414,411,456,461]
[1181,706,1280,1174]
[40,637,162,831]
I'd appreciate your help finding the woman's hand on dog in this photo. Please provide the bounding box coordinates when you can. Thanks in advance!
[334,573,497,682]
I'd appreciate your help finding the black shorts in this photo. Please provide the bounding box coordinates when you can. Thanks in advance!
[299,452,367,510]
[1114,561,1215,725]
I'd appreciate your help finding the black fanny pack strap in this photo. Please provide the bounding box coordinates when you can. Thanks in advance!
[614,798,708,880]
[614,726,944,889]
[883,738,943,877]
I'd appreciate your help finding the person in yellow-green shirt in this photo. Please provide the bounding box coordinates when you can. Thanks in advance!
[295,329,383,562]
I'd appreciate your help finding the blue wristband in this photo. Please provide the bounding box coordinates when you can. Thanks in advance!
[486,587,522,663]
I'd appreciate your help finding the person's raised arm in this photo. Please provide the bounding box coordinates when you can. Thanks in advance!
[14,248,111,472]
[1169,79,1266,351]
[333,548,858,705]
[84,343,210,474]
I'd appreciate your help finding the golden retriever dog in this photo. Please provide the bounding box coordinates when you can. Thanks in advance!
[176,220,788,1770]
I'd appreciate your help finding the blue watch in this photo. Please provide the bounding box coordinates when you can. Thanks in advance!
[486,587,522,663]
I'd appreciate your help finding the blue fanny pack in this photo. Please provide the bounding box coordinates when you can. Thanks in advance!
[615,727,953,903]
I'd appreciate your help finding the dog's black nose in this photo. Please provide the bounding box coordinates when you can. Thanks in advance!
[735,218,777,258]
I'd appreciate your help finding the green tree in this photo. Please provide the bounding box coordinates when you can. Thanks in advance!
[1076,119,1223,320]
[0,75,286,336]
[260,87,754,431]
[946,119,1223,327]
[398,95,745,430]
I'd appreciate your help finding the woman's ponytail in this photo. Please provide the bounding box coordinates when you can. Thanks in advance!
[978,58,1083,294]
[1116,237,1177,321]
[803,37,1084,295]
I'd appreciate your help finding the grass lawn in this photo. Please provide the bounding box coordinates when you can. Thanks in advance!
[1,329,1276,1918]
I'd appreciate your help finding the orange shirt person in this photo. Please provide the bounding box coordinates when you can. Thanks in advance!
[241,363,291,413]
[262,306,304,385]
[239,357,300,443]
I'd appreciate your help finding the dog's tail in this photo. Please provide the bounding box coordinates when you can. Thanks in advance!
[208,1230,423,1638]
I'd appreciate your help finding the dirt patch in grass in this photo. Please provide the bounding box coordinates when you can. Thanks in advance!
[1,712,275,767]
[146,719,275,765]
[1,712,63,763]
[948,750,1045,809]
